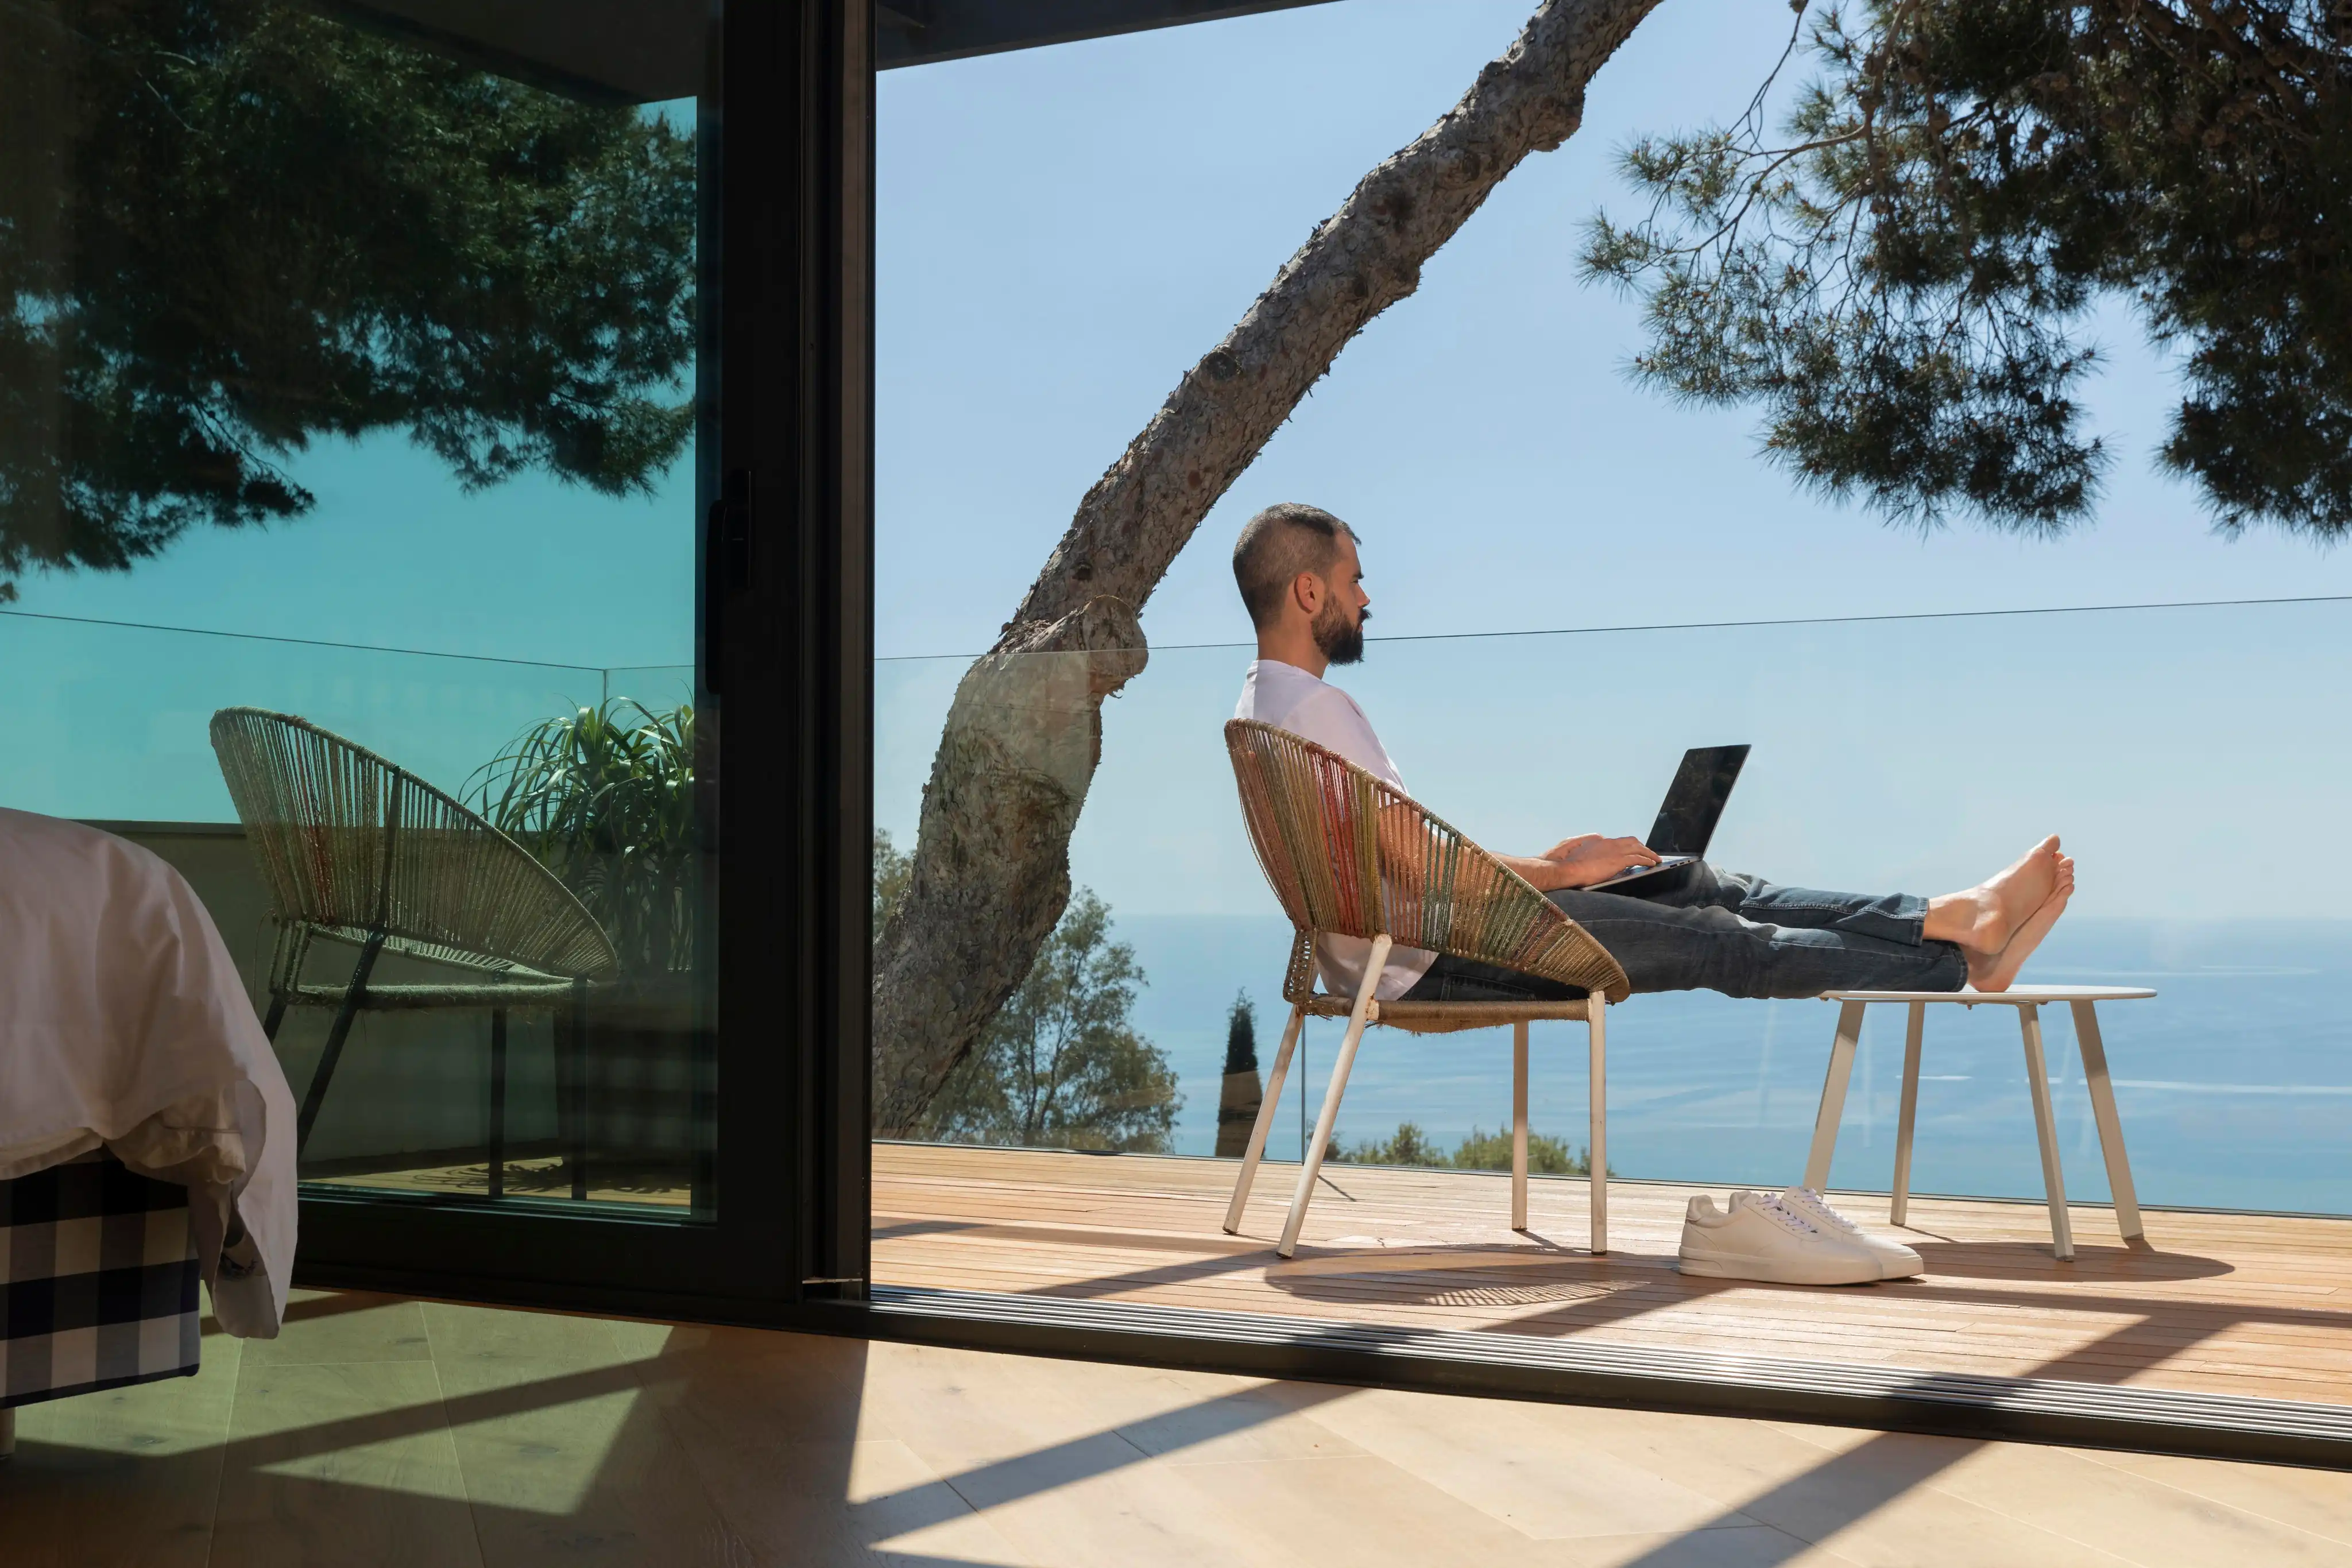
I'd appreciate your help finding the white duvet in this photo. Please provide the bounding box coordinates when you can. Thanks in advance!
[0,807,296,1337]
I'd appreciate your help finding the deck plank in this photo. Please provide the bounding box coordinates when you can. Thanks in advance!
[871,1143,2352,1410]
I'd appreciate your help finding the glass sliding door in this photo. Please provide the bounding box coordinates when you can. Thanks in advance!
[2,0,850,1311]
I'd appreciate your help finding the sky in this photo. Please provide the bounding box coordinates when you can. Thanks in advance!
[871,0,2352,656]
[11,0,2352,911]
[868,0,2352,923]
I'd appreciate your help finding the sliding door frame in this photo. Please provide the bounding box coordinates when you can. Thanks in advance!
[296,0,875,1324]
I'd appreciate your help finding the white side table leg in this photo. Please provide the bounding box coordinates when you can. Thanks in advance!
[1803,1001,1867,1192]
[2071,1000,2145,1242]
[2019,1002,2074,1260]
[1890,1001,1925,1228]
[1511,1019,1530,1233]
[1588,995,1609,1255]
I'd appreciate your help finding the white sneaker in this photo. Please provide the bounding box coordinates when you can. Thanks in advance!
[1677,1192,1879,1285]
[1739,1187,1924,1280]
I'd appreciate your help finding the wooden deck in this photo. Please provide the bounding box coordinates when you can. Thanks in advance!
[873,1141,2352,1411]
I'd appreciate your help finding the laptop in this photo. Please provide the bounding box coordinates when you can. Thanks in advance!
[1587,744,1751,891]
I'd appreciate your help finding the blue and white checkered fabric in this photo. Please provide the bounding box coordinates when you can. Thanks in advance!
[1,1151,202,1410]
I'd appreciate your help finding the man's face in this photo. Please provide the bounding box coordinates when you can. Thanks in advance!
[1310,533,1370,666]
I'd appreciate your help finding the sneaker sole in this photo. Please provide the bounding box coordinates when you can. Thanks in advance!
[1677,1249,1879,1286]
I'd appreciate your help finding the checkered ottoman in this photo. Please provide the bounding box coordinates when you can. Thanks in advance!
[1,1151,202,1411]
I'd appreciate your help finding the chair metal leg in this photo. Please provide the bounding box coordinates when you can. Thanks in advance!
[2071,1001,2143,1242]
[1511,1020,1530,1233]
[1588,994,1608,1255]
[568,977,590,1202]
[1890,1001,1925,1227]
[1802,1000,1866,1192]
[295,932,384,1157]
[2019,1002,2074,1260]
[260,924,303,1044]
[488,1008,508,1201]
[1278,936,1389,1259]
[1224,1003,1305,1236]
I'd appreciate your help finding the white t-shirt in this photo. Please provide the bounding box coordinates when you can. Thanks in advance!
[1234,659,1436,1001]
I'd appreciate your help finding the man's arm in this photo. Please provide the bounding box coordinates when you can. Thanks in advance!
[1279,688,1657,897]
[1499,835,1659,893]
[1371,800,1655,894]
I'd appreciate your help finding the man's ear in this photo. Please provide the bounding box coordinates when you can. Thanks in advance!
[1290,570,1324,618]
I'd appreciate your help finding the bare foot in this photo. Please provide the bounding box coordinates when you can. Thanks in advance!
[1967,854,2075,992]
[1928,835,2062,957]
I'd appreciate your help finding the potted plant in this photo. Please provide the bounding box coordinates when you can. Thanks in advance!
[472,699,705,1199]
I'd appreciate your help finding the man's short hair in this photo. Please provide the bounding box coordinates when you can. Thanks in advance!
[1232,504,1357,630]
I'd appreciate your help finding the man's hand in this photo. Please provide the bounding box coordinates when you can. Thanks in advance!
[1538,834,1659,889]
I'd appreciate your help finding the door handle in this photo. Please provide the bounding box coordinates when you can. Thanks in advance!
[705,469,751,692]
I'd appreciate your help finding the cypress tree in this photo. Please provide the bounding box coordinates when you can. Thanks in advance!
[1214,990,1262,1159]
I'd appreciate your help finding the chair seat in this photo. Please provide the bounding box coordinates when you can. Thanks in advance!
[281,979,578,1010]
[1299,993,1596,1032]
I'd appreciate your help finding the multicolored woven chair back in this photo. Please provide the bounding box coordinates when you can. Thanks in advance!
[1224,719,1629,1003]
[211,707,620,980]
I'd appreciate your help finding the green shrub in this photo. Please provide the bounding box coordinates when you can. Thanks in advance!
[874,831,1181,1153]
[1330,1121,1601,1177]
[472,699,696,974]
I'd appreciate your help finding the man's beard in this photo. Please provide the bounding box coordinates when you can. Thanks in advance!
[1313,601,1367,666]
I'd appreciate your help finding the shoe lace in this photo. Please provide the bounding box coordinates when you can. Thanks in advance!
[1750,1196,1823,1237]
[1784,1187,1861,1234]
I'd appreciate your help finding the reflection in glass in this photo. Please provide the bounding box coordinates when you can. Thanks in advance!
[3,1,711,1213]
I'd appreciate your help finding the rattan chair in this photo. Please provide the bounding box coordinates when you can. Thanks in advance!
[1224,719,1631,1257]
[210,708,621,1190]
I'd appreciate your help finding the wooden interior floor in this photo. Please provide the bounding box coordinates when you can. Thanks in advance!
[873,1142,2352,1410]
[10,1287,2352,1567]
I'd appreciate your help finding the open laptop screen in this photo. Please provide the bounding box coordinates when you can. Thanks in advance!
[1645,745,1751,857]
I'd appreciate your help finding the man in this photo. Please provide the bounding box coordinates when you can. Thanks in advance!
[1229,503,2075,1284]
[1231,502,2072,1010]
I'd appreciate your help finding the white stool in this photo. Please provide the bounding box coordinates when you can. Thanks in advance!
[1804,985,2156,1260]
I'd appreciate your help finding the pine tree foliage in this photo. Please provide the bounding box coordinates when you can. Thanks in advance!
[872,828,914,944]
[920,890,1182,1153]
[1584,1,2352,536]
[872,834,1180,1153]
[0,0,697,591]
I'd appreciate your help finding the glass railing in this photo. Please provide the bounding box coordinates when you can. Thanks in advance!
[0,608,622,820]
[2,607,702,1209]
[875,598,2352,1215]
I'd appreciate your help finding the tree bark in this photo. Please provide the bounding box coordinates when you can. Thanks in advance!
[872,0,1665,1136]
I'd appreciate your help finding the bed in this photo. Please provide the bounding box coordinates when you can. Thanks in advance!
[0,807,299,1458]
[0,1151,204,1455]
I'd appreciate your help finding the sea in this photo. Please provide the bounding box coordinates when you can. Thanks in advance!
[1113,913,2352,1216]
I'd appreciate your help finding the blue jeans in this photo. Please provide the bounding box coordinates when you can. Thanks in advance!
[1401,862,1968,1002]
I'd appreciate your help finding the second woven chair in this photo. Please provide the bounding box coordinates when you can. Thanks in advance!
[1223,719,1631,1257]
[210,708,621,1190]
